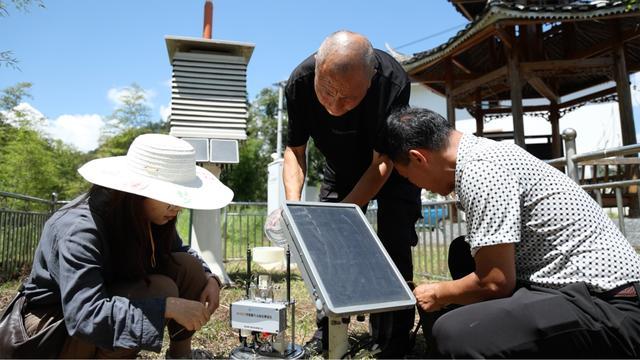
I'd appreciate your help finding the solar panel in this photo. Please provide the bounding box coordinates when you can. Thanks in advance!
[281,202,415,317]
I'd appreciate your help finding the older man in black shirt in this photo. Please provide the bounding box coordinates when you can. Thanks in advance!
[283,30,421,358]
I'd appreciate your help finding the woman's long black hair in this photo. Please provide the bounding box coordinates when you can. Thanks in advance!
[88,185,178,282]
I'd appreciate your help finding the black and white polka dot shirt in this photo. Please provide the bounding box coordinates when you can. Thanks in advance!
[455,134,640,292]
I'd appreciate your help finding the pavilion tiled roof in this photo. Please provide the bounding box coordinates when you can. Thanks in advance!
[402,0,635,72]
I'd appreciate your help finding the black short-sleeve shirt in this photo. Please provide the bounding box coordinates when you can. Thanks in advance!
[285,49,417,200]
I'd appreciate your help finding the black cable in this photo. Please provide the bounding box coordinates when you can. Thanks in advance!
[340,336,378,359]
[395,23,467,50]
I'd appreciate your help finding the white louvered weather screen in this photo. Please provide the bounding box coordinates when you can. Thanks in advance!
[165,36,254,163]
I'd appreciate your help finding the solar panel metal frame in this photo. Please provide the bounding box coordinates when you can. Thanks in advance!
[280,201,416,317]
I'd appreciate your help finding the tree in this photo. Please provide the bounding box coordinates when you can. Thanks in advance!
[0,82,32,124]
[0,82,87,199]
[220,85,326,201]
[93,121,168,159]
[100,83,152,141]
[251,86,325,187]
[220,137,270,201]
[0,126,86,200]
[248,87,280,157]
[49,139,90,199]
[305,140,325,186]
[0,0,45,69]
[220,90,274,201]
[0,80,168,200]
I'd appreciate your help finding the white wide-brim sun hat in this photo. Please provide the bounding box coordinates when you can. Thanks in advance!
[78,133,234,210]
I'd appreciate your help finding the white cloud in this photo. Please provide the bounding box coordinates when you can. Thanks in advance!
[12,102,45,117]
[4,102,104,152]
[2,102,48,131]
[47,114,104,152]
[107,85,156,108]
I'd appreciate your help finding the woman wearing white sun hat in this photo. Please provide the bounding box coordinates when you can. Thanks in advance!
[10,134,233,358]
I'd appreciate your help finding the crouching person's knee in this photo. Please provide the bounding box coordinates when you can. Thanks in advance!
[146,274,180,299]
[430,311,485,359]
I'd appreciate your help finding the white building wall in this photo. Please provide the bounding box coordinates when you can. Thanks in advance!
[409,83,624,154]
[409,83,472,120]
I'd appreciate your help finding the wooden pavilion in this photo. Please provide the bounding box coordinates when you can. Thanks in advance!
[396,0,640,159]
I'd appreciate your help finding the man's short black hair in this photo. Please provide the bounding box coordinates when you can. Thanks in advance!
[385,107,452,165]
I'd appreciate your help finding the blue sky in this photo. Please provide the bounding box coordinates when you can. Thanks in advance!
[1,0,468,151]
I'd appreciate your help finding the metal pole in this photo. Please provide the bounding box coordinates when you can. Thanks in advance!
[616,187,626,235]
[50,192,58,214]
[202,0,213,39]
[286,247,291,303]
[286,246,294,352]
[562,128,579,183]
[246,247,252,298]
[276,82,285,158]
[594,189,603,207]
[290,301,296,352]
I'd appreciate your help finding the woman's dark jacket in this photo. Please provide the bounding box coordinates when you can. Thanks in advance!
[22,189,212,352]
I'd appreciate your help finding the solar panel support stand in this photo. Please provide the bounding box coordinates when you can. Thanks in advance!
[328,316,349,359]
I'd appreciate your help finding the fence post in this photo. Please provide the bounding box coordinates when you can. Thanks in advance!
[562,128,579,183]
[593,189,603,207]
[50,192,58,214]
[616,187,626,235]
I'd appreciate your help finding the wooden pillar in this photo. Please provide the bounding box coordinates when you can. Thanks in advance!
[445,57,456,128]
[549,101,561,158]
[612,42,637,146]
[612,23,639,217]
[507,27,525,147]
[475,89,484,136]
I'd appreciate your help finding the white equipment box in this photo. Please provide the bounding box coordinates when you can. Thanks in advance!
[230,300,287,334]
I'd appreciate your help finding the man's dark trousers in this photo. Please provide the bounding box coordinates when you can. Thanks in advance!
[419,237,640,358]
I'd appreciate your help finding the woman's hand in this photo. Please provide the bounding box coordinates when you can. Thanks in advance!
[199,276,221,314]
[164,297,211,331]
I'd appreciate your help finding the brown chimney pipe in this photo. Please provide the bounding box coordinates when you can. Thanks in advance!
[203,0,213,39]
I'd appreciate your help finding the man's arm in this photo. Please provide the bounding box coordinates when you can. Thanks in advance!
[342,150,393,207]
[414,243,516,312]
[283,145,307,201]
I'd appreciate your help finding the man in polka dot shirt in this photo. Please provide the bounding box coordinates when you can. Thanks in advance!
[383,106,640,358]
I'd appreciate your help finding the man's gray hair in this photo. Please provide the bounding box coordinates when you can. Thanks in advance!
[315,30,376,76]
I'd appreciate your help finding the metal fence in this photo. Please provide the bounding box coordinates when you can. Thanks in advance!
[0,192,61,281]
[218,128,640,280]
[222,202,269,261]
[414,200,465,279]
[2,129,640,281]
[220,200,463,279]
